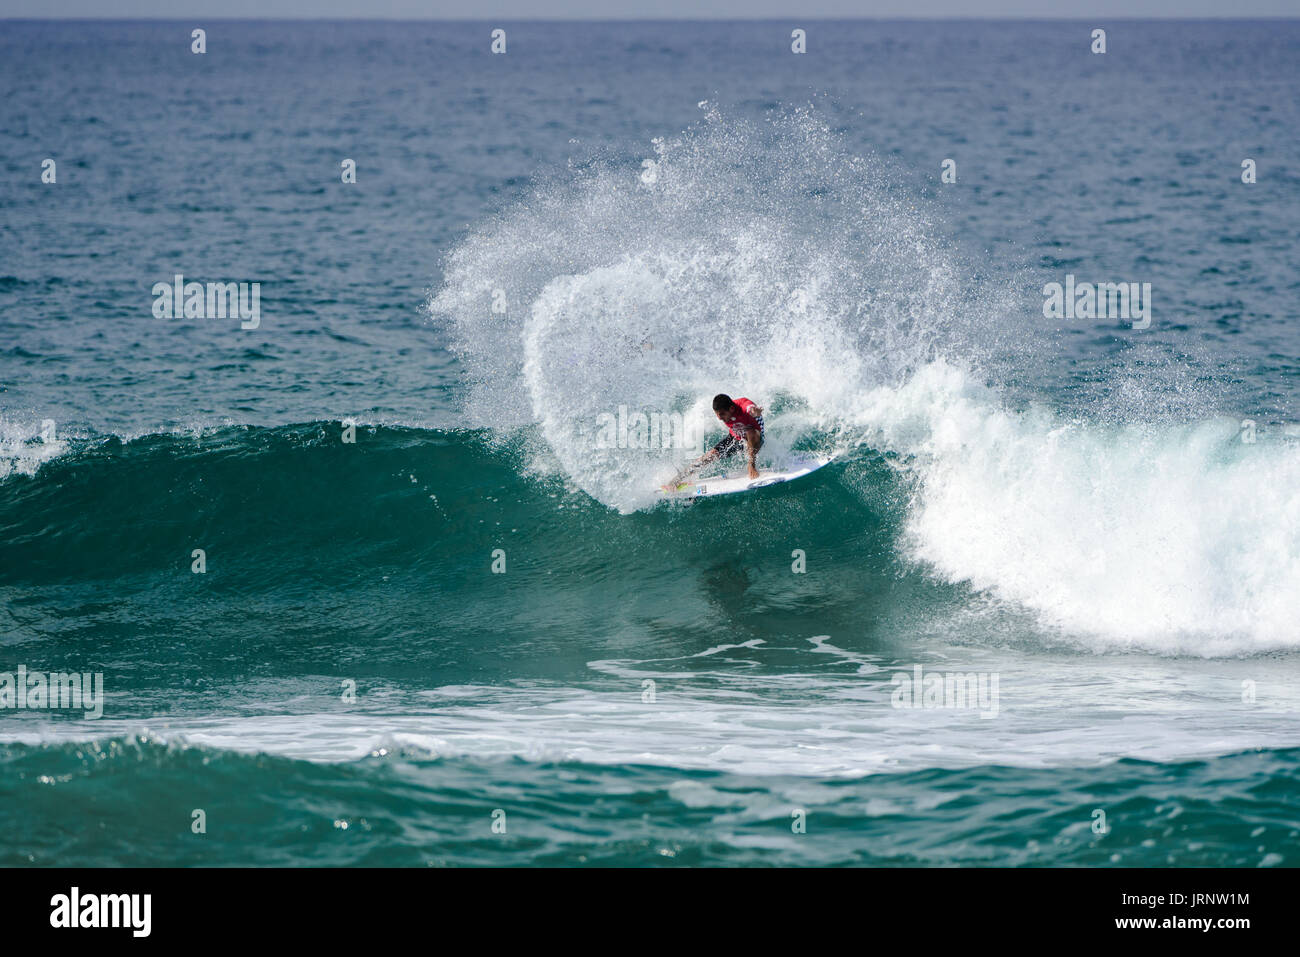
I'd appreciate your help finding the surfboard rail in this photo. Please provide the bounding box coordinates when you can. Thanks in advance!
[657,454,834,500]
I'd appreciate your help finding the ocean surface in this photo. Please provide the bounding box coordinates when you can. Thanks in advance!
[2,19,1299,866]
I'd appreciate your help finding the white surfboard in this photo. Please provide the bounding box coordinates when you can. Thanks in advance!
[657,454,834,500]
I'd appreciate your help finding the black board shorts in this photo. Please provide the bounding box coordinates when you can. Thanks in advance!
[713,417,764,459]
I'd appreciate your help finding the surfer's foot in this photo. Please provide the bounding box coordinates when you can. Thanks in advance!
[747,466,760,479]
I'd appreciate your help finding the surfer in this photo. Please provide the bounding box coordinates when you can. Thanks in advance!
[664,394,764,488]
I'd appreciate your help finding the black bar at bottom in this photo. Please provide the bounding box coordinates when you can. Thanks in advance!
[1,866,1282,942]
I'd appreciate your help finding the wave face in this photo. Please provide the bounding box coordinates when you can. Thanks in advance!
[3,417,1298,659]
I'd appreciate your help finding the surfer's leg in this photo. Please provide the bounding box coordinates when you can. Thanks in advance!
[666,442,725,488]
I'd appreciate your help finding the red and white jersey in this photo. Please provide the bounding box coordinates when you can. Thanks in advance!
[725,397,762,439]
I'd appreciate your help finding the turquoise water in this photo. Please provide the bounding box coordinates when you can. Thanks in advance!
[4,737,1297,866]
[2,20,1299,867]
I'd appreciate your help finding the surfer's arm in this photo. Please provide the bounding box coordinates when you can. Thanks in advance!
[743,428,761,478]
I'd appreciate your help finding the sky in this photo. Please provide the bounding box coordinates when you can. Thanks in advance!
[2,1,1296,18]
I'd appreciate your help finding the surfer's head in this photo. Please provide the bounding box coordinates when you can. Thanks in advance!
[713,394,735,421]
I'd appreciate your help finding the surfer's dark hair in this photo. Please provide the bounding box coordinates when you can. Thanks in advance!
[712,394,734,412]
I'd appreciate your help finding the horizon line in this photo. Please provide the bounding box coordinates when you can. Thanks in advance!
[4,15,1299,21]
